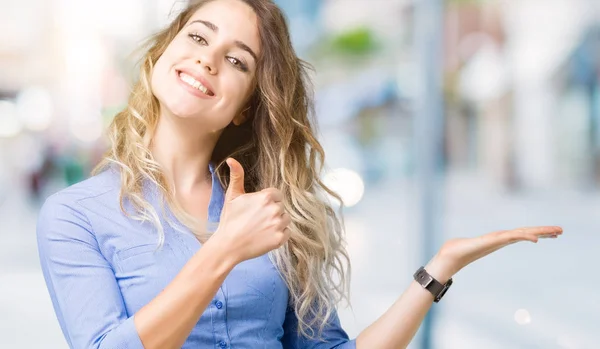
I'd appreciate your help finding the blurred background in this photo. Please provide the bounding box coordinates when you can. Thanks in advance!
[1,0,599,348]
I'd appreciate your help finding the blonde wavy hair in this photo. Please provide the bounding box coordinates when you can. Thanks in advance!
[93,0,351,340]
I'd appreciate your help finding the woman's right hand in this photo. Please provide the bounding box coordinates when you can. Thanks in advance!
[211,157,292,265]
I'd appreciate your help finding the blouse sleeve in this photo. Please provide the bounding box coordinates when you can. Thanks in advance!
[36,194,145,349]
[281,304,357,349]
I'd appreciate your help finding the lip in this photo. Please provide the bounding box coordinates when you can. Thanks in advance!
[175,69,216,99]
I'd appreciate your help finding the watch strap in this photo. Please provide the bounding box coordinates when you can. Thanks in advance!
[413,266,453,303]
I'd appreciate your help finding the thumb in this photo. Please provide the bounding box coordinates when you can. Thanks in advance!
[225,157,245,201]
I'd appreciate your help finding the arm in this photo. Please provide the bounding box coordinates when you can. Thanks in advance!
[279,258,448,349]
[132,231,233,349]
[37,195,235,349]
[355,226,563,349]
[38,157,290,349]
[355,257,450,349]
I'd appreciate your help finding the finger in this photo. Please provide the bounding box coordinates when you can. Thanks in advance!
[275,228,291,248]
[225,158,246,201]
[279,212,291,229]
[516,226,563,235]
[493,226,561,243]
[270,204,284,218]
[491,226,562,249]
[513,226,563,243]
[539,234,558,238]
[474,226,562,261]
[261,188,284,203]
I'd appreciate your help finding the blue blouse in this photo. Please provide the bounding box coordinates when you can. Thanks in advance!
[36,164,356,349]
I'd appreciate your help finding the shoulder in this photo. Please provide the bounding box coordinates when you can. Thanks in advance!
[38,167,121,225]
[36,168,127,272]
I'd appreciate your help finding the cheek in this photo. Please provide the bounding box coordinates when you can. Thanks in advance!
[150,55,171,99]
[150,42,184,95]
[220,76,253,108]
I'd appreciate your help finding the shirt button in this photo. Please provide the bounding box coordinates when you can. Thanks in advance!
[215,301,223,309]
[218,340,227,348]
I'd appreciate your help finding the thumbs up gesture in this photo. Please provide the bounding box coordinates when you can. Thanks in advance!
[212,158,292,265]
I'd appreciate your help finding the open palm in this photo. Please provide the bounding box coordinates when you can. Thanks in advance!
[437,226,563,276]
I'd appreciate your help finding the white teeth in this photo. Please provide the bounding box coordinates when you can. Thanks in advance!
[179,72,211,95]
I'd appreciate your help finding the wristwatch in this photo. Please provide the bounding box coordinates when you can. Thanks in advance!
[413,266,453,303]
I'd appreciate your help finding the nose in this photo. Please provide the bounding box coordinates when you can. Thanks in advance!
[196,53,217,75]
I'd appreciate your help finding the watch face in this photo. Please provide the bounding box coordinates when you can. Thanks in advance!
[418,272,434,288]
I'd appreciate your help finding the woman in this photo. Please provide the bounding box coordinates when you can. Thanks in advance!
[36,0,563,348]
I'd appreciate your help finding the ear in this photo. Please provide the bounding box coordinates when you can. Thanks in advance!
[232,114,246,126]
[232,106,251,126]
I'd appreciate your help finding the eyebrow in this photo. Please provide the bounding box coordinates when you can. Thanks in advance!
[188,19,258,62]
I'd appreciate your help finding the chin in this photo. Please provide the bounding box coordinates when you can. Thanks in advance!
[158,92,206,120]
[167,105,205,120]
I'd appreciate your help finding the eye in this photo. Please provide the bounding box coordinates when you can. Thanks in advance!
[227,56,248,72]
[188,33,207,45]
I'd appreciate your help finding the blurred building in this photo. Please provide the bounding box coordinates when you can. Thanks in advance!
[1,0,599,348]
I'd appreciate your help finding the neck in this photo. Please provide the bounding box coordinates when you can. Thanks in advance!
[150,112,223,194]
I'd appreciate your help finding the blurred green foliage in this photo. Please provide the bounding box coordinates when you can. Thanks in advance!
[329,27,378,56]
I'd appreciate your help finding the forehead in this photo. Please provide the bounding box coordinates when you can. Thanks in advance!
[188,0,261,54]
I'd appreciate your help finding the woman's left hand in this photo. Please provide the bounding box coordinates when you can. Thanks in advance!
[427,226,563,281]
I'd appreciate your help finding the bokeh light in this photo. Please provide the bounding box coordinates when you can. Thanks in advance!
[514,308,532,325]
[323,168,365,207]
[0,100,22,137]
[16,87,54,132]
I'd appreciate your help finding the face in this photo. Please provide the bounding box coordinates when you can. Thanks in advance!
[151,0,261,130]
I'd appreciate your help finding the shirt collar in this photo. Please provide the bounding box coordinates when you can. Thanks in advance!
[207,161,225,222]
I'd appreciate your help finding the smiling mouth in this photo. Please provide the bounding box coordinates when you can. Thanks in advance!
[177,71,215,96]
